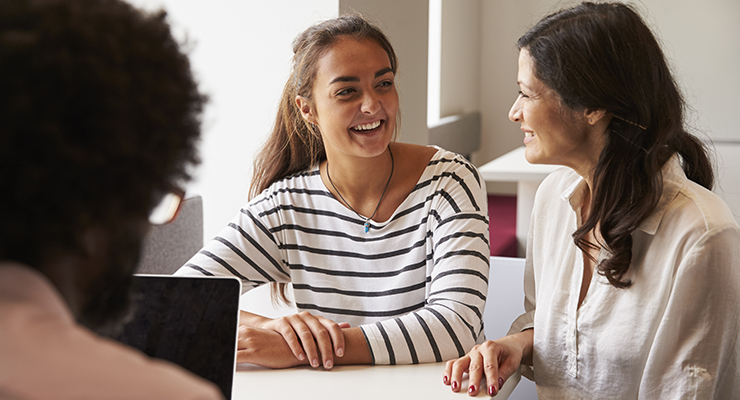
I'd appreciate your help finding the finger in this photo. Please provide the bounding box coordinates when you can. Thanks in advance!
[318,317,345,358]
[466,349,484,396]
[287,314,321,368]
[338,322,351,329]
[302,314,336,369]
[443,360,454,386]
[481,341,503,397]
[484,356,502,395]
[449,354,472,392]
[266,321,303,362]
[493,351,522,396]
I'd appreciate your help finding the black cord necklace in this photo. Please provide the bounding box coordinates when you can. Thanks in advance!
[326,146,394,233]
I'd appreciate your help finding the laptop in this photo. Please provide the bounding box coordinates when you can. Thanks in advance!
[98,275,241,399]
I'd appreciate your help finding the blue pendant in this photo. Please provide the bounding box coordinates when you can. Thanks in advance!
[364,222,370,233]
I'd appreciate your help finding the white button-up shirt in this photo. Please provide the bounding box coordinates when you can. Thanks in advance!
[510,156,740,399]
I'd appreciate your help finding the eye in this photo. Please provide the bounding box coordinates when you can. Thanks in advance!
[336,87,356,96]
[518,90,529,99]
[377,80,394,89]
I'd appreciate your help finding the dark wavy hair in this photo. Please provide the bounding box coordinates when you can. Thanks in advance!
[0,0,206,267]
[249,14,397,304]
[518,2,713,288]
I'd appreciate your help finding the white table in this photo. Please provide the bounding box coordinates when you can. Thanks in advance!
[479,147,560,256]
[231,362,519,399]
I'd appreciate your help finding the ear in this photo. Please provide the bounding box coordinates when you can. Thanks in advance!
[584,108,607,126]
[295,95,317,125]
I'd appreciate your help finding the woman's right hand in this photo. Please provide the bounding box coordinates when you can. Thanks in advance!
[443,330,533,396]
[240,310,347,369]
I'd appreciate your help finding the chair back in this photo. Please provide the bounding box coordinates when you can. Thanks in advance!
[136,195,203,275]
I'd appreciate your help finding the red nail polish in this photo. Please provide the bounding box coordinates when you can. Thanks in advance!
[499,377,504,390]
[489,385,496,396]
[468,385,476,394]
[452,381,459,391]
[443,375,448,385]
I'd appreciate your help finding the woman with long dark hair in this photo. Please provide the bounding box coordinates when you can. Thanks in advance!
[445,2,739,398]
[177,15,490,370]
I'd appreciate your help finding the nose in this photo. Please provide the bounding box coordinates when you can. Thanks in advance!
[509,97,522,123]
[360,90,380,114]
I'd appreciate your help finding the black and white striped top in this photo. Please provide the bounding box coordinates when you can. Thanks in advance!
[178,147,490,364]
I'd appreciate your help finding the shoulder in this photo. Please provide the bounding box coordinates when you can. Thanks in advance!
[251,166,325,206]
[422,145,483,186]
[676,180,739,232]
[647,158,739,237]
[0,267,221,399]
[533,166,581,207]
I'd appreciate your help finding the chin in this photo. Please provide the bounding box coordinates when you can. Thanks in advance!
[524,146,544,164]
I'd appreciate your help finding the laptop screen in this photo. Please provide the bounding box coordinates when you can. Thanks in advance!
[98,275,241,399]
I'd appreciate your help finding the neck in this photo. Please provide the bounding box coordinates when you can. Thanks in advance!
[323,145,394,222]
[324,146,393,198]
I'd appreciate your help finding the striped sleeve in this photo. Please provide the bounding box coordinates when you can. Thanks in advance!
[174,193,291,293]
[359,154,490,364]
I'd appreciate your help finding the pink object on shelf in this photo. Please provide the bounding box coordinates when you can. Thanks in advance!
[487,195,517,257]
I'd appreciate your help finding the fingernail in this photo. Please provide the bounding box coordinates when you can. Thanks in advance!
[468,385,476,394]
[324,360,333,369]
[298,354,305,361]
[452,381,459,391]
[489,385,496,396]
[499,377,504,390]
[311,359,319,367]
[336,348,344,357]
[443,375,449,385]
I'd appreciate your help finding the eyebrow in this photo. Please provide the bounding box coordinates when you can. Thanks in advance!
[329,67,394,85]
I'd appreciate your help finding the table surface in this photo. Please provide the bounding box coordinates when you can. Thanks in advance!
[479,146,560,182]
[231,362,519,399]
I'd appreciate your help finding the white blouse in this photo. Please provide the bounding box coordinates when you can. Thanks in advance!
[510,156,740,399]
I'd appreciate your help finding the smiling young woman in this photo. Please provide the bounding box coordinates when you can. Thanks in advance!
[176,15,491,372]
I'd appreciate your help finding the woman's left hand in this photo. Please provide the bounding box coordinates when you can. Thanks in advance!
[236,325,307,368]
[259,311,347,370]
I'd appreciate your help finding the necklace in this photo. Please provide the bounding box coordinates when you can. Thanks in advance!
[326,146,394,233]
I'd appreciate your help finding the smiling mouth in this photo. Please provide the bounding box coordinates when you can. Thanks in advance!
[350,120,382,133]
[525,131,534,138]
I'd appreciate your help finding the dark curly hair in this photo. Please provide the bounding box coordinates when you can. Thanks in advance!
[0,0,207,267]
[518,2,713,288]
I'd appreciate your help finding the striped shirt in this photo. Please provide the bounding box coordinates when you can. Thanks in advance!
[177,147,490,364]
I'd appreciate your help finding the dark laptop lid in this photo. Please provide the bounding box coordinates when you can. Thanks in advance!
[98,275,241,399]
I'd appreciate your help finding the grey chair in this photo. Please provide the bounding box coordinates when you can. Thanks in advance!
[136,195,204,275]
[485,256,538,399]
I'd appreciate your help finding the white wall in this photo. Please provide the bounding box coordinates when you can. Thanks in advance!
[438,0,480,120]
[339,0,429,146]
[128,0,430,240]
[127,0,339,240]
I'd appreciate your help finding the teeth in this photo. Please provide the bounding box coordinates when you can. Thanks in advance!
[353,121,381,131]
[525,131,534,137]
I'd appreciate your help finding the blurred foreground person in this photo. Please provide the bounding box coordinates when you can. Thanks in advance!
[0,0,220,398]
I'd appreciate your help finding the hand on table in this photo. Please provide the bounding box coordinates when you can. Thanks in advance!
[239,311,349,369]
[443,330,533,397]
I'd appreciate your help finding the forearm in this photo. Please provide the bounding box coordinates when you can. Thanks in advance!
[240,310,271,327]
[332,327,372,365]
[514,329,534,366]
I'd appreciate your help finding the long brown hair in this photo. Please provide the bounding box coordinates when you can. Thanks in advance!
[249,14,398,303]
[518,2,713,288]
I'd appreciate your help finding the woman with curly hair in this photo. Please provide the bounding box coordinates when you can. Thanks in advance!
[0,0,217,398]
